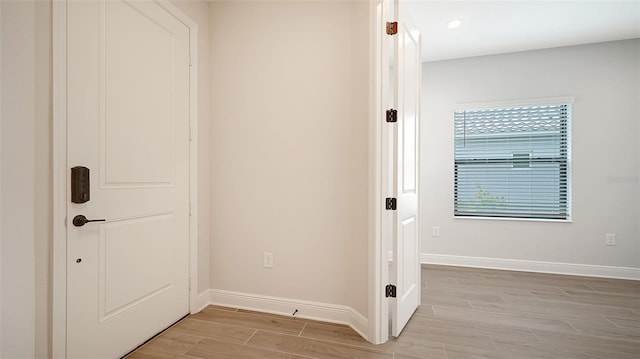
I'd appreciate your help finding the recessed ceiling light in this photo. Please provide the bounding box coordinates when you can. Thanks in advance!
[448,19,462,29]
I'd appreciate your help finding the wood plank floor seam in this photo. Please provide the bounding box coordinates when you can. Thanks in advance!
[184,337,204,355]
[298,322,308,337]
[243,329,258,345]
[243,331,321,358]
[441,344,449,359]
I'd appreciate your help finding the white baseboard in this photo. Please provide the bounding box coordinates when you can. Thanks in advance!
[199,289,369,341]
[421,254,640,280]
[195,290,210,313]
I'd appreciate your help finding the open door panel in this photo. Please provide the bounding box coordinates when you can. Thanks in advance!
[390,0,422,337]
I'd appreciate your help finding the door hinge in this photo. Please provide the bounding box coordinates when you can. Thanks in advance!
[386,22,398,35]
[385,197,397,210]
[386,109,397,123]
[189,126,193,141]
[189,52,193,67]
[385,284,397,298]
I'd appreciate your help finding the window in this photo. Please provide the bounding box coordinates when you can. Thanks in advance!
[454,102,571,220]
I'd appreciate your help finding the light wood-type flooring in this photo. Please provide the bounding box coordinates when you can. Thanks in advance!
[127,265,640,358]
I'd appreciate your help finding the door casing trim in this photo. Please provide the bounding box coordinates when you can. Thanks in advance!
[51,1,199,357]
[367,0,391,345]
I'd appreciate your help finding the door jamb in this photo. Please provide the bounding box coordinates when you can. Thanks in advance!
[368,0,391,345]
[51,1,199,357]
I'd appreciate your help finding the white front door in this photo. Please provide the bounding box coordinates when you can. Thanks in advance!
[390,0,421,337]
[66,1,190,357]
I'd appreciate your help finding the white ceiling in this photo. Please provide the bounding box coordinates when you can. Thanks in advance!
[404,1,640,62]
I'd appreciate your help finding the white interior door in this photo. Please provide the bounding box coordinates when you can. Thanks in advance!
[391,0,421,337]
[66,1,190,357]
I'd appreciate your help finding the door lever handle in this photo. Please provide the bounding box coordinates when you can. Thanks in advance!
[72,215,106,227]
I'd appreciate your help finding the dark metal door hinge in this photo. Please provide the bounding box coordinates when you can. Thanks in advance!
[386,284,397,298]
[386,22,398,35]
[385,198,397,210]
[386,109,397,123]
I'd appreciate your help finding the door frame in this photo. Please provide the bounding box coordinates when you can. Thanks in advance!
[368,0,392,344]
[51,1,199,357]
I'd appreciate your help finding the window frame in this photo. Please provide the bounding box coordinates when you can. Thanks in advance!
[453,97,573,222]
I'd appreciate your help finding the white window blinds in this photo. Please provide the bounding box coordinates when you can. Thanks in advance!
[454,103,571,220]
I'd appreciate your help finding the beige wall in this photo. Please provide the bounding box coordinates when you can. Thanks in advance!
[209,1,370,315]
[1,1,51,357]
[0,1,210,357]
[1,2,39,356]
[421,40,640,270]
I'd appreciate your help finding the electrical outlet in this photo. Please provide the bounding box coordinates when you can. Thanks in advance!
[605,234,616,246]
[264,252,274,268]
[432,226,440,237]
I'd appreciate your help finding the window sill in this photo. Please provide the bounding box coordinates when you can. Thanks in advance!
[454,215,572,223]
